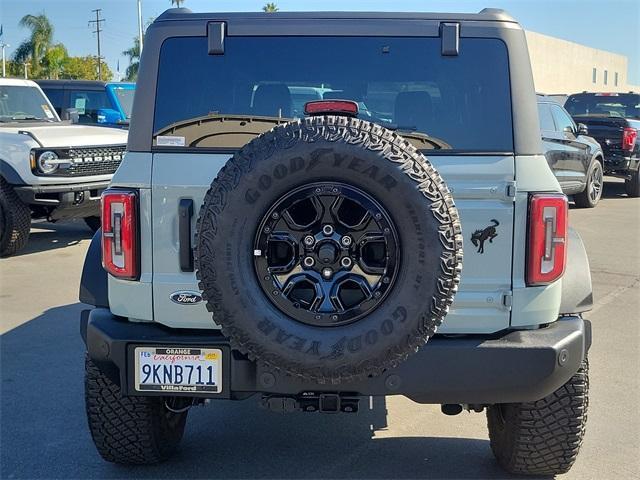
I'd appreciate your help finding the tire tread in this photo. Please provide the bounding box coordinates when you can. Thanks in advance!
[487,359,589,475]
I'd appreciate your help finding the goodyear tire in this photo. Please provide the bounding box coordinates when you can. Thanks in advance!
[487,359,589,476]
[196,116,463,383]
[0,177,31,257]
[85,355,188,464]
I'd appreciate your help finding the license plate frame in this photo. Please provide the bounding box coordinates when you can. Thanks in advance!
[133,346,223,395]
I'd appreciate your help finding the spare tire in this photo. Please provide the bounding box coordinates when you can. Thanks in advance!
[196,116,462,383]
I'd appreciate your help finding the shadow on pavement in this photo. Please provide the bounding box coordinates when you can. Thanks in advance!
[1,303,534,480]
[10,221,93,258]
[601,178,630,200]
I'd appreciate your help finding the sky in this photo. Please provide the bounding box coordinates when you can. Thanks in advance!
[1,0,639,84]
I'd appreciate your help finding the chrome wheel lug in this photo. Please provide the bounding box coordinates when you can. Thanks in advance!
[340,257,352,268]
[322,224,334,236]
[303,256,315,267]
[322,267,333,279]
[340,235,352,246]
[303,235,315,246]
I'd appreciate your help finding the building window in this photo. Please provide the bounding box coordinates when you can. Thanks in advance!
[604,70,608,85]
[592,68,597,83]
[615,72,619,86]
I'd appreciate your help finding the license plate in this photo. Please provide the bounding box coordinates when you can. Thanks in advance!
[134,347,222,394]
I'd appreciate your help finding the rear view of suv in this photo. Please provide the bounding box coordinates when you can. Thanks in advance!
[80,9,592,475]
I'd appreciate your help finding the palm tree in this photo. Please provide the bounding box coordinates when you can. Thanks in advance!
[171,0,185,7]
[17,13,54,75]
[263,3,279,12]
[122,37,141,81]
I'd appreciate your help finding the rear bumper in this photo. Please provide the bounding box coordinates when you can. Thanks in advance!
[14,181,108,219]
[602,152,639,175]
[82,308,590,405]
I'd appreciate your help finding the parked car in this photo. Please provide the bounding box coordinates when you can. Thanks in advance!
[565,92,640,196]
[79,8,592,476]
[0,78,127,256]
[36,79,135,127]
[538,95,604,207]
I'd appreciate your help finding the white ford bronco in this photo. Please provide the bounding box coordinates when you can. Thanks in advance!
[0,78,127,256]
[80,9,593,476]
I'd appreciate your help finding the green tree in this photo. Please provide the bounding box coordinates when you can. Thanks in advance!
[262,3,279,12]
[122,37,141,81]
[14,13,54,77]
[4,60,26,78]
[60,56,113,81]
[42,43,68,79]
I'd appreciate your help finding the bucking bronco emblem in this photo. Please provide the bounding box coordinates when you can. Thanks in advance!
[471,219,499,254]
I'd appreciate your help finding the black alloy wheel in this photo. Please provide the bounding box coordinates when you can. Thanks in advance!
[254,182,399,327]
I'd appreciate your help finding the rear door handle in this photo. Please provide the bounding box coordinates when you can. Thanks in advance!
[178,199,194,272]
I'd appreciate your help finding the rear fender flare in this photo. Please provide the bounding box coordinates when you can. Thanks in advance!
[560,227,593,314]
[79,229,109,308]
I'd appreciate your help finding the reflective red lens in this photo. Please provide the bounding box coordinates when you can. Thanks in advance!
[527,194,568,286]
[101,189,139,280]
[304,100,359,117]
[622,127,637,152]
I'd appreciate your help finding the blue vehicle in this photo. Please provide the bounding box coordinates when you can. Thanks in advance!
[36,80,135,128]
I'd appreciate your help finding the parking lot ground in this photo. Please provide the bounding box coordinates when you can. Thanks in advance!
[1,178,639,479]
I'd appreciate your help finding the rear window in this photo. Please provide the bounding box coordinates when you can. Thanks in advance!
[69,89,111,124]
[153,36,513,152]
[565,93,640,119]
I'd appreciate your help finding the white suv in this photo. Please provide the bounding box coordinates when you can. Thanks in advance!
[0,78,128,256]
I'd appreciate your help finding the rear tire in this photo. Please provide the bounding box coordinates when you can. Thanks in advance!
[84,355,188,464]
[624,164,640,197]
[486,358,589,476]
[0,177,31,257]
[574,160,602,208]
[84,216,101,233]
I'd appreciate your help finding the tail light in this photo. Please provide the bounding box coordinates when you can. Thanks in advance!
[622,127,637,152]
[304,100,359,117]
[101,189,139,280]
[526,194,568,286]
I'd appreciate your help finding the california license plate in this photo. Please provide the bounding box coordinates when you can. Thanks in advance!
[134,347,222,394]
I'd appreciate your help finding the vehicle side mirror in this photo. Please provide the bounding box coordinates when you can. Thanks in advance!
[64,108,80,124]
[577,123,588,136]
[97,108,122,125]
[563,125,576,136]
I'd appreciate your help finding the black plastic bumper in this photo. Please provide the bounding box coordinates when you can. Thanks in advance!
[15,181,108,219]
[81,308,591,405]
[603,152,639,176]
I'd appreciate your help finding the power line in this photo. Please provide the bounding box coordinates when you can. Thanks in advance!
[88,9,105,79]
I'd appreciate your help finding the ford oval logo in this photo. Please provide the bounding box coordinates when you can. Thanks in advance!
[170,291,203,305]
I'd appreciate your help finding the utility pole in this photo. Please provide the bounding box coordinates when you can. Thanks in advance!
[89,9,105,79]
[137,0,144,54]
[22,61,30,79]
[0,43,8,77]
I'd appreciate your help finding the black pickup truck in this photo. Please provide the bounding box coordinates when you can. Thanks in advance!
[565,92,640,197]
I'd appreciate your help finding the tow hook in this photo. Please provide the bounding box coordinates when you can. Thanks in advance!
[261,393,360,414]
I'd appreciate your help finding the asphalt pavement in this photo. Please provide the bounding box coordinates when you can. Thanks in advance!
[1,178,638,479]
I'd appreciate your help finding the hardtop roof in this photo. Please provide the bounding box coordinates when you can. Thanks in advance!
[154,8,517,24]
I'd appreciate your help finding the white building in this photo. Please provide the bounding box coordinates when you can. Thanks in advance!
[525,30,638,94]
